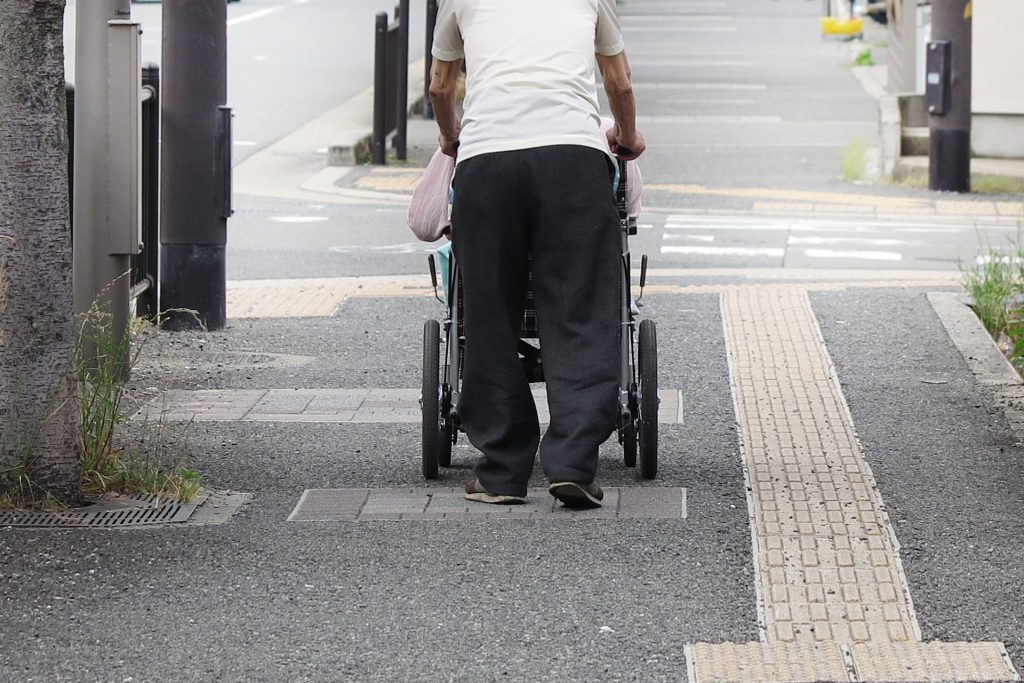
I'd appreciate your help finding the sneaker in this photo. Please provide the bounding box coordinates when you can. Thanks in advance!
[548,481,604,509]
[464,479,526,505]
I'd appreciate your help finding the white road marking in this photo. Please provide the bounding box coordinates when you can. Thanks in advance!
[637,115,783,123]
[788,235,910,247]
[628,59,754,67]
[623,26,739,32]
[665,223,789,231]
[328,243,432,254]
[803,248,903,261]
[227,7,283,26]
[661,246,784,257]
[269,216,329,224]
[633,82,768,90]
[664,234,716,242]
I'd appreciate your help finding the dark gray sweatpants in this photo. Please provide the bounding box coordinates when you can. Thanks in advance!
[451,145,621,497]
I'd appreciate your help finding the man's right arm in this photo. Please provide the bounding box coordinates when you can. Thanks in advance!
[429,58,463,157]
[597,50,645,160]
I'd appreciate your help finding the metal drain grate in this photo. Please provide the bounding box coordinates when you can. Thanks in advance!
[0,500,197,528]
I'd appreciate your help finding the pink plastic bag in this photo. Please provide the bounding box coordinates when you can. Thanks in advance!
[407,148,454,242]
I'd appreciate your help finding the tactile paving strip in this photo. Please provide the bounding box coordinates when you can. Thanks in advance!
[686,642,849,683]
[687,287,1019,683]
[722,286,916,645]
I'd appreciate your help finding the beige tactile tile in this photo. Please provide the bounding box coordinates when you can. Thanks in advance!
[721,286,919,648]
[687,642,849,683]
[689,286,1020,683]
[849,641,1017,682]
[935,200,998,216]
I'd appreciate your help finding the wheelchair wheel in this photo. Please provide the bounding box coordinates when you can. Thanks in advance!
[422,319,441,479]
[638,319,658,479]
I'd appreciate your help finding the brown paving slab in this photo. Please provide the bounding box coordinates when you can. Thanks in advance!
[287,488,686,521]
[617,486,687,519]
[249,390,317,414]
[138,388,686,424]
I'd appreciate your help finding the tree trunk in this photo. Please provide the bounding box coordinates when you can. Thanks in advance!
[0,0,82,504]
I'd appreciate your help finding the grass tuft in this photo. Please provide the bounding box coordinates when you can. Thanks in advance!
[76,304,203,503]
[963,229,1024,371]
[841,139,869,182]
[853,48,874,66]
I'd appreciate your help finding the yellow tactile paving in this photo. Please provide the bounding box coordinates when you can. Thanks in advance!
[722,287,917,645]
[350,169,417,193]
[687,642,849,683]
[849,642,1017,682]
[689,286,1019,683]
[225,276,434,318]
[223,271,961,319]
[935,200,999,216]
[996,201,1024,218]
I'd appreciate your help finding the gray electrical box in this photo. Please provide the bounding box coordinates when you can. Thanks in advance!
[925,40,952,116]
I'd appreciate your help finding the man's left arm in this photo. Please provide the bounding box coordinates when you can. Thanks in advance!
[429,58,463,157]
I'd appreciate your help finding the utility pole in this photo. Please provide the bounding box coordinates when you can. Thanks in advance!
[161,0,231,330]
[927,0,972,192]
[73,0,135,374]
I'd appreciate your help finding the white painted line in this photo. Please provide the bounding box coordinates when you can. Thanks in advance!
[633,82,768,90]
[629,59,754,67]
[648,98,758,106]
[329,243,429,254]
[233,140,257,147]
[661,246,784,257]
[663,234,716,242]
[788,235,908,247]
[622,15,733,21]
[623,26,739,32]
[664,223,789,231]
[637,115,782,123]
[227,6,283,26]
[803,248,903,261]
[269,216,330,224]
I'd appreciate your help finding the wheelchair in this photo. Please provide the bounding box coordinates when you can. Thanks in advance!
[420,159,659,480]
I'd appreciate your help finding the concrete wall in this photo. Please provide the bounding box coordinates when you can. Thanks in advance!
[973,0,1024,115]
[972,0,1024,157]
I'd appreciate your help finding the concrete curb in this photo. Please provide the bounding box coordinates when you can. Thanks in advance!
[927,291,1024,437]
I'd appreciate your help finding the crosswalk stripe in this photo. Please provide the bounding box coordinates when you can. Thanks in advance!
[661,246,785,257]
[803,248,903,261]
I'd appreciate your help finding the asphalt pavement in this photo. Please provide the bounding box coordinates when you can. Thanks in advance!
[3,0,1024,681]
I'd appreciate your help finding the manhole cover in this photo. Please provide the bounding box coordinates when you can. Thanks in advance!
[0,495,197,528]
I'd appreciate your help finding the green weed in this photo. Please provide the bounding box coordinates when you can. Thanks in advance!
[853,48,874,66]
[74,303,202,504]
[963,230,1024,371]
[841,139,869,181]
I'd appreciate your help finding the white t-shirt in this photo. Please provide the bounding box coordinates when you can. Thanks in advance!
[431,0,624,164]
